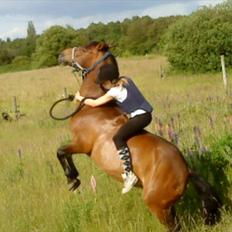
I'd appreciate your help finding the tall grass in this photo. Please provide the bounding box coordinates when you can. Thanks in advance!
[0,56,231,232]
[0,63,32,74]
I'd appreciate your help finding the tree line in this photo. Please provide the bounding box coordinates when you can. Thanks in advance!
[0,0,231,73]
[0,15,181,71]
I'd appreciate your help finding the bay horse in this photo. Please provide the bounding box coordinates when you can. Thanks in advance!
[57,41,221,231]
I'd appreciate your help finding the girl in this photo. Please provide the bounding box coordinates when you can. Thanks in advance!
[75,64,153,194]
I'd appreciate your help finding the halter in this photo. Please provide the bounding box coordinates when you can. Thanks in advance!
[71,47,112,79]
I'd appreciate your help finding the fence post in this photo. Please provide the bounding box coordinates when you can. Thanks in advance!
[160,65,164,79]
[17,148,22,162]
[13,96,20,119]
[17,148,24,177]
[64,88,68,98]
[220,54,228,91]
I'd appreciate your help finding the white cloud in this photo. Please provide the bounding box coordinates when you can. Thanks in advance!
[0,0,227,40]
[0,14,32,39]
[197,0,225,6]
[0,27,23,39]
[140,3,188,18]
[139,0,225,18]
[0,8,140,39]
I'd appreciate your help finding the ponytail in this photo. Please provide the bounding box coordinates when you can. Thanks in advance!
[114,76,128,87]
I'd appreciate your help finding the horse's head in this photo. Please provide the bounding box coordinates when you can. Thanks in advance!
[59,41,118,97]
[59,41,110,67]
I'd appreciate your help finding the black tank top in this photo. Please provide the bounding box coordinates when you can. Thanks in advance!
[114,77,153,114]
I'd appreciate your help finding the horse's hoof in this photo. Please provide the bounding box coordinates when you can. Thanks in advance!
[68,179,81,192]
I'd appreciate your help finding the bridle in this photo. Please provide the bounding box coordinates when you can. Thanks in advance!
[71,47,112,79]
[50,46,113,121]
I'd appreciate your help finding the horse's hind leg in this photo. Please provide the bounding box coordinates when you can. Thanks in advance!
[57,144,80,191]
[143,190,181,232]
[146,203,180,232]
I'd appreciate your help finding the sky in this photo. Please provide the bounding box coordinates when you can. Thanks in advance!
[0,0,225,40]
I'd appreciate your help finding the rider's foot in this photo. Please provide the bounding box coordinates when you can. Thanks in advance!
[121,171,138,194]
[68,178,81,192]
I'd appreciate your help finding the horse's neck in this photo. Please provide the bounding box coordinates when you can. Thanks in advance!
[79,70,105,98]
[80,106,127,134]
[70,106,127,151]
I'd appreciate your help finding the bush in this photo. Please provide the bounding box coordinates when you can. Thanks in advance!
[12,56,30,66]
[179,133,232,216]
[0,56,31,74]
[162,0,232,73]
[32,26,78,68]
[32,53,57,69]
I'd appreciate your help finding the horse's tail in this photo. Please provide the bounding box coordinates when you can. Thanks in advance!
[189,170,222,225]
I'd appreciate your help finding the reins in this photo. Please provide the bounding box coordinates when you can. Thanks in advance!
[49,95,96,121]
[71,47,114,93]
[71,47,112,79]
[49,48,112,121]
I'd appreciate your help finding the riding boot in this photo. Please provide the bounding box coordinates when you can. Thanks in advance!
[118,147,138,194]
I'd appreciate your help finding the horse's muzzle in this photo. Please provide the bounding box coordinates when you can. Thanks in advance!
[58,53,66,65]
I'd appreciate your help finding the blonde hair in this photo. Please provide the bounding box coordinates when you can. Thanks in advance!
[113,76,128,87]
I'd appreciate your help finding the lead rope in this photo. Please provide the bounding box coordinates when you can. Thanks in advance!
[72,68,82,89]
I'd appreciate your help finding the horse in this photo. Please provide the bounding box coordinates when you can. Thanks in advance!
[57,41,221,231]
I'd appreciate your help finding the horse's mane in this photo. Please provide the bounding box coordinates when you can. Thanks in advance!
[84,41,100,49]
[85,41,119,71]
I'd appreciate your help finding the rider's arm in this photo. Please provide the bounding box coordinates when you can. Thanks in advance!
[75,91,114,107]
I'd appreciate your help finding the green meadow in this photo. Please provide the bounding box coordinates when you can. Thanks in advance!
[0,56,231,232]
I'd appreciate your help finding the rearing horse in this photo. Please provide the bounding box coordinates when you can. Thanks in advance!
[57,41,221,231]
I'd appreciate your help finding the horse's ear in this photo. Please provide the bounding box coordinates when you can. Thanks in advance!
[97,41,109,51]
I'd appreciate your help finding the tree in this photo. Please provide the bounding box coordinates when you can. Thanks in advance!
[32,25,78,68]
[162,0,232,73]
[27,21,36,39]
[0,15,182,69]
[25,21,37,57]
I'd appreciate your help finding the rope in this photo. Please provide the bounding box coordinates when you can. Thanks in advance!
[49,95,96,121]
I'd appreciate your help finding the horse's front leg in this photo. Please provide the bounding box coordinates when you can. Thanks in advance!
[57,144,81,192]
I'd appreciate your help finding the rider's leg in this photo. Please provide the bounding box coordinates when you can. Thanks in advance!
[113,112,152,193]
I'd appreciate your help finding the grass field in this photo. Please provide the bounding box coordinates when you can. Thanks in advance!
[0,56,231,232]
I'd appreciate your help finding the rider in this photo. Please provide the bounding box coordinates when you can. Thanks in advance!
[75,63,153,194]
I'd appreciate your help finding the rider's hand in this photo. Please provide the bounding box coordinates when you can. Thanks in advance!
[75,91,84,102]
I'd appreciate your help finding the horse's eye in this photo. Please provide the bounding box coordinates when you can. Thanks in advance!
[86,49,95,54]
